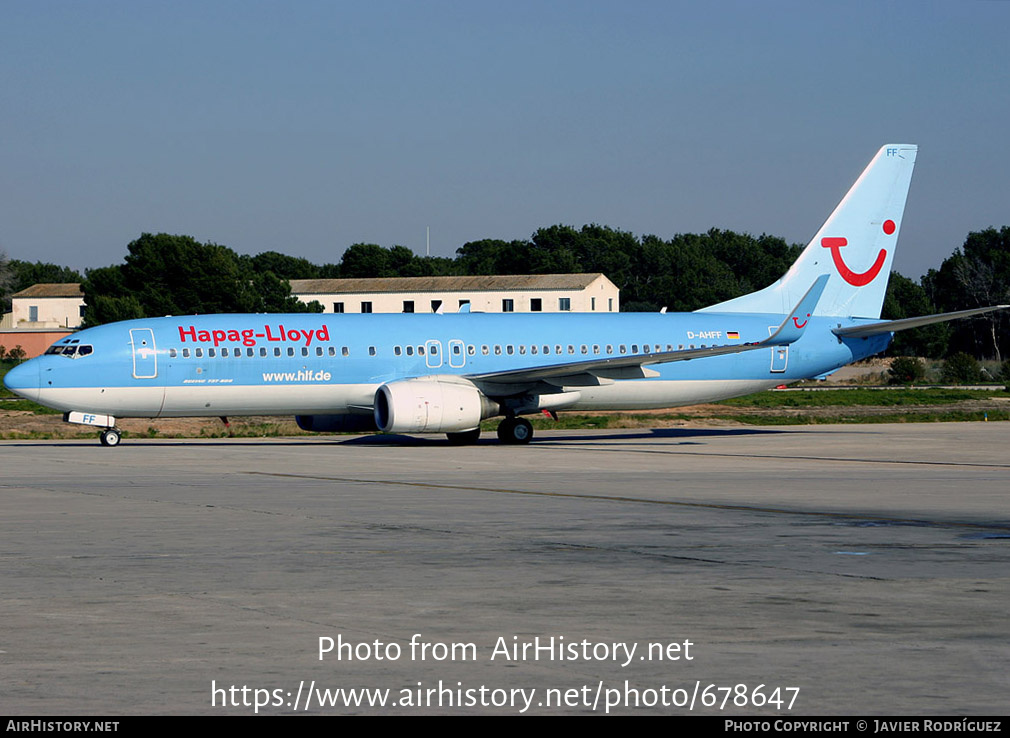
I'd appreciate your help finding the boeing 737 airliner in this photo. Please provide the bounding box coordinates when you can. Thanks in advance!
[4,145,1005,445]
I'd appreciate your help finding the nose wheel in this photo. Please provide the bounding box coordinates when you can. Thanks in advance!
[496,416,533,444]
[100,428,122,447]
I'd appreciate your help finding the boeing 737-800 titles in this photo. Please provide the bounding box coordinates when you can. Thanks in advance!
[4,145,1005,445]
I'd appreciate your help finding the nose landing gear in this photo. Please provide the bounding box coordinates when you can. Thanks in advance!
[99,428,122,447]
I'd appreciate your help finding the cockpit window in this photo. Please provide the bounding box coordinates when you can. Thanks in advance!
[45,344,93,359]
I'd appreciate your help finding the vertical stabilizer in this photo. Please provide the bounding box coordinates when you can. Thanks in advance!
[699,144,917,318]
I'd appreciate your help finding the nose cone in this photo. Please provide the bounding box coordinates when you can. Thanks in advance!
[3,360,40,402]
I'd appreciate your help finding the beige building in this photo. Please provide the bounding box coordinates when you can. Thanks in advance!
[5,283,85,330]
[0,273,620,334]
[289,273,619,314]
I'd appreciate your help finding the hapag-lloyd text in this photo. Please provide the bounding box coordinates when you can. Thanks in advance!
[178,324,330,348]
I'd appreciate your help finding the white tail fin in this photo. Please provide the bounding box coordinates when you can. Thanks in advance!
[700,144,917,318]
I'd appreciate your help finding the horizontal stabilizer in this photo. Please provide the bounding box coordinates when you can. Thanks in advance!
[833,305,1009,338]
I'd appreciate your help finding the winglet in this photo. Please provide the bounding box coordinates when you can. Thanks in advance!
[764,274,829,345]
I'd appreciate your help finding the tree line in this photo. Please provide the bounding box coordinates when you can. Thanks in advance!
[2,225,1008,360]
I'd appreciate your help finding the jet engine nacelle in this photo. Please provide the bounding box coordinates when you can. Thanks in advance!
[295,414,379,433]
[374,376,497,433]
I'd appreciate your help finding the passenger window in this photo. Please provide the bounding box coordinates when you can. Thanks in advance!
[274,347,281,357]
[494,345,501,355]
[369,346,376,356]
[568,345,574,354]
[287,347,295,357]
[619,344,626,354]
[301,347,308,357]
[606,345,613,354]
[406,346,414,356]
[593,345,600,354]
[394,346,402,356]
[580,345,587,354]
[195,348,203,358]
[519,345,526,355]
[342,346,349,357]
[169,348,177,358]
[543,345,549,355]
[260,348,267,357]
[316,347,323,356]
[506,345,514,355]
[467,345,475,355]
[632,344,639,353]
[418,346,425,356]
[182,348,190,358]
[209,348,216,357]
[531,345,538,355]
[555,345,562,354]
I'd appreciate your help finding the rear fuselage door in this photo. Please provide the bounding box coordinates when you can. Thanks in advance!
[768,326,788,373]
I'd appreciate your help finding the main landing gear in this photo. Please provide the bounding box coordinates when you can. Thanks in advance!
[496,416,533,444]
[99,428,122,447]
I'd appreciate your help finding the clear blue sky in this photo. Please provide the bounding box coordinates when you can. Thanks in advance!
[2,0,1007,280]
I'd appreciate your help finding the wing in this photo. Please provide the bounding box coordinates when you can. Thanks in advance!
[469,275,829,394]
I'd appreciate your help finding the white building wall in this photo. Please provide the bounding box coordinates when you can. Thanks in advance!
[11,296,85,328]
[298,276,619,314]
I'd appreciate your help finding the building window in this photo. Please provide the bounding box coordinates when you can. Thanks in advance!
[431,300,442,313]
[459,299,470,309]
[559,298,571,311]
[608,298,613,312]
[530,298,542,312]
[502,299,514,313]
[29,306,39,322]
[333,302,344,313]
[361,302,372,313]
[591,297,596,311]
[403,300,414,313]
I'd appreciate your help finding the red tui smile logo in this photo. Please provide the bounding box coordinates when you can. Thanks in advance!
[820,237,887,286]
